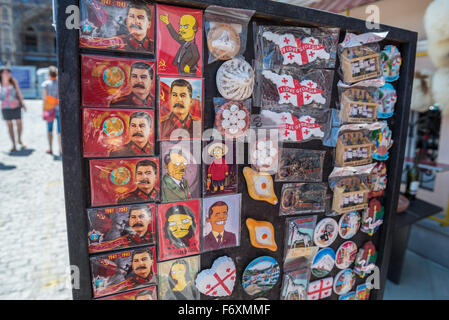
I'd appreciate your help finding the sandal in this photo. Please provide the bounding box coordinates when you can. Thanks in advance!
[46,149,53,155]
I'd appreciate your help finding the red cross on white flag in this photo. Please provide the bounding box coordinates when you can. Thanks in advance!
[307,277,333,300]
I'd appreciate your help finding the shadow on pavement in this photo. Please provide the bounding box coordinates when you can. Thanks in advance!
[7,148,35,157]
[0,162,17,170]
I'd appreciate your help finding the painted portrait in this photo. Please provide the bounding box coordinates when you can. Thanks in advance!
[79,0,155,54]
[157,199,201,261]
[201,194,241,252]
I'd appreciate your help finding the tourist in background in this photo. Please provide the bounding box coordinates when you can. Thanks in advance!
[42,66,61,156]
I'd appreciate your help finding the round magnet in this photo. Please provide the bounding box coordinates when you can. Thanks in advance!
[311,248,336,278]
[313,218,338,248]
[338,211,361,240]
[242,256,280,297]
[333,269,356,296]
[335,241,358,269]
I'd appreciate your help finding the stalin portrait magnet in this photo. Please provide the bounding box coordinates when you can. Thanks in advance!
[87,203,156,253]
[83,108,155,158]
[156,4,203,76]
[79,0,155,54]
[91,246,157,298]
[89,157,160,207]
[81,55,155,108]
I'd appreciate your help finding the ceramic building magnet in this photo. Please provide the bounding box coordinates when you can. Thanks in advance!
[381,45,401,82]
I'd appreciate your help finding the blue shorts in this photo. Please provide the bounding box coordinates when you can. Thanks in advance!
[47,109,61,133]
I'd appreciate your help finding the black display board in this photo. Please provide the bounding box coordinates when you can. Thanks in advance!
[56,0,417,300]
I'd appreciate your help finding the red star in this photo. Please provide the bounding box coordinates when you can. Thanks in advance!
[284,37,290,44]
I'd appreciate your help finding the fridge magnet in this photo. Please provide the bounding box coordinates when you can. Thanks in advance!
[256,25,339,70]
[246,218,277,252]
[204,6,254,63]
[280,268,309,300]
[157,255,200,300]
[284,215,318,267]
[381,45,402,82]
[338,32,387,84]
[333,269,356,296]
[354,241,377,278]
[203,140,238,196]
[260,69,332,109]
[98,286,157,300]
[89,157,160,207]
[249,137,279,173]
[157,199,201,261]
[214,99,251,139]
[261,30,332,68]
[361,198,384,236]
[374,83,397,119]
[202,194,241,252]
[242,256,280,297]
[276,148,325,182]
[195,256,236,297]
[160,141,200,202]
[156,4,203,76]
[331,176,369,214]
[339,87,377,123]
[313,217,338,248]
[336,124,373,167]
[338,291,356,300]
[335,241,358,269]
[158,76,203,141]
[83,108,155,158]
[79,0,154,54]
[371,122,393,161]
[255,109,329,143]
[81,55,156,108]
[356,283,371,300]
[91,246,157,298]
[368,162,387,198]
[280,183,327,216]
[243,167,278,205]
[338,211,361,240]
[311,248,336,278]
[216,58,255,101]
[87,203,156,253]
[307,277,333,300]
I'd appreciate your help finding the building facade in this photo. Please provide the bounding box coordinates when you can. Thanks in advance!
[0,0,56,68]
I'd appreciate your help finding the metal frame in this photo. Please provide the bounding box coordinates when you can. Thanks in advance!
[57,0,417,300]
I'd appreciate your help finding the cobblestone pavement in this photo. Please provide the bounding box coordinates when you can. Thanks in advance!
[0,100,72,300]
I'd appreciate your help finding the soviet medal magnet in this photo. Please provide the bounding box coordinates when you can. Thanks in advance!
[242,256,280,297]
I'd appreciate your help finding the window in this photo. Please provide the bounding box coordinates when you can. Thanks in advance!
[24,27,38,52]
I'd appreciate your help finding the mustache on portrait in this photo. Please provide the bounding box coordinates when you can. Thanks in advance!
[173,103,185,109]
[133,83,146,89]
[132,132,145,137]
[138,179,150,184]
[131,222,144,228]
[136,265,148,271]
[130,24,143,30]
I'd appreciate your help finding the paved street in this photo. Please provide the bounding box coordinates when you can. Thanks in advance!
[0,100,72,300]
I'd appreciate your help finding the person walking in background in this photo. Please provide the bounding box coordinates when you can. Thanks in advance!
[0,66,27,153]
[42,66,61,156]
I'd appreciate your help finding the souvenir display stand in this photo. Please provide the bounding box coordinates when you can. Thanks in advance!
[56,0,416,300]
